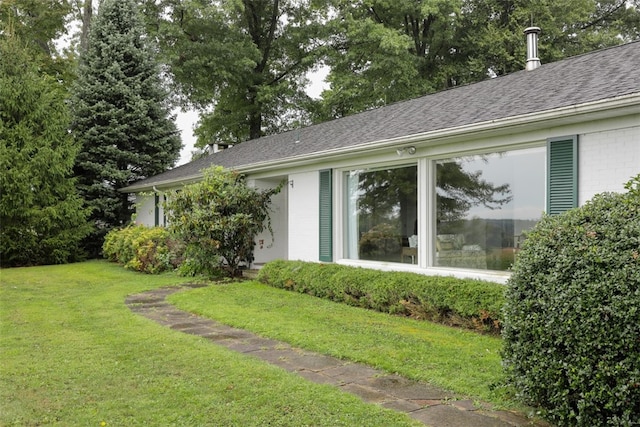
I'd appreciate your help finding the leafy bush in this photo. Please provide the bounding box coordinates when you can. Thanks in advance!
[103,225,143,264]
[102,225,183,274]
[502,175,640,426]
[166,166,282,278]
[257,260,505,333]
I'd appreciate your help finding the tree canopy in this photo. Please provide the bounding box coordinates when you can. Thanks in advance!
[0,0,76,84]
[145,0,329,149]
[316,0,640,119]
[136,0,640,142]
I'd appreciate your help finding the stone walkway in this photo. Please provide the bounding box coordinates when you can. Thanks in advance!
[126,284,549,427]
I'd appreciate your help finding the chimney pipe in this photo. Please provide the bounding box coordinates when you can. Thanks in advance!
[524,26,541,71]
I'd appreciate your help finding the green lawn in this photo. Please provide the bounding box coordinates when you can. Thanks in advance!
[169,281,507,404]
[0,261,421,426]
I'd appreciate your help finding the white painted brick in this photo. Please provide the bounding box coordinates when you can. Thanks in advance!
[288,171,320,262]
[579,127,640,204]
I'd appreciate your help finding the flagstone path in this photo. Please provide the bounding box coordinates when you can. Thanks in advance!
[126,284,550,427]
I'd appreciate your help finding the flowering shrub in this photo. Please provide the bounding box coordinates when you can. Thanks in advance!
[502,175,640,426]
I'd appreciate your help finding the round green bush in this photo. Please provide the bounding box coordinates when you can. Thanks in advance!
[502,177,640,426]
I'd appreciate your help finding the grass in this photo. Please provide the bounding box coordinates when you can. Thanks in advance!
[169,281,511,406]
[0,261,421,426]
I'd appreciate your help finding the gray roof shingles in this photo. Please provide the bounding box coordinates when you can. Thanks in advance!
[125,40,640,191]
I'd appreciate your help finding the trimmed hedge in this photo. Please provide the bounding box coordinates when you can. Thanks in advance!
[102,225,183,274]
[257,260,505,333]
[502,176,640,426]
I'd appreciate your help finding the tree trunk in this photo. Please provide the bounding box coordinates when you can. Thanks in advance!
[80,0,93,52]
[248,86,263,140]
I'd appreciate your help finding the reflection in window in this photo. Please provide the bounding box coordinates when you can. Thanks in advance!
[345,165,417,263]
[436,147,545,271]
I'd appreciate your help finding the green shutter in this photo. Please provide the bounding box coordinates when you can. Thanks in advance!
[319,169,333,262]
[154,194,160,226]
[547,136,578,215]
[162,195,167,226]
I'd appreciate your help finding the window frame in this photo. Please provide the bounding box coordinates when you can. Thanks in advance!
[341,163,419,263]
[336,143,547,274]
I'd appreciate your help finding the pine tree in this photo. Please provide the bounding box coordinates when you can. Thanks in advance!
[0,34,92,267]
[71,0,181,255]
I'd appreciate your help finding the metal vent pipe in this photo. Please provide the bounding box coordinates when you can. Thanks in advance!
[524,27,541,71]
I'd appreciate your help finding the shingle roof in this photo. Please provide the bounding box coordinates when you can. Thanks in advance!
[124,40,640,191]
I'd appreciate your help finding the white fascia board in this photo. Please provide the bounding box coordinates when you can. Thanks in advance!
[121,175,204,193]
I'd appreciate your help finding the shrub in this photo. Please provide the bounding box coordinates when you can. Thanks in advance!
[502,175,640,426]
[102,225,183,274]
[103,225,143,265]
[257,260,505,333]
[166,166,282,278]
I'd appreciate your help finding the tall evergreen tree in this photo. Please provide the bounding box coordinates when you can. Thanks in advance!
[0,33,91,267]
[71,0,182,254]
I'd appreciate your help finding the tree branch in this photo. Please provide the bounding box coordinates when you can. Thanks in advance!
[369,6,384,24]
[260,0,279,72]
[580,0,627,31]
[268,59,302,86]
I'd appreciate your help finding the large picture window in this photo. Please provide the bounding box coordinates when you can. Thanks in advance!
[345,165,418,263]
[435,147,545,271]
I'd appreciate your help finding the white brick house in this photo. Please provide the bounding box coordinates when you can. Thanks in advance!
[123,38,640,284]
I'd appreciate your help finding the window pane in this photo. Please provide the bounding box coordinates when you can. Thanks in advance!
[345,165,417,263]
[436,147,545,271]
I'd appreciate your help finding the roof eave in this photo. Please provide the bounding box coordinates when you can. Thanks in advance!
[120,174,202,193]
[122,92,640,193]
[234,93,640,174]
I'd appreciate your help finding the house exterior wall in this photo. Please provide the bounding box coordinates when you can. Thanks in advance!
[135,194,156,226]
[578,126,640,204]
[287,171,320,262]
[251,179,288,266]
[134,193,167,226]
[128,104,639,284]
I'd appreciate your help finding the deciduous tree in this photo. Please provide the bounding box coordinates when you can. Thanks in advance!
[0,0,75,84]
[146,0,328,149]
[318,0,640,119]
[458,0,640,79]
